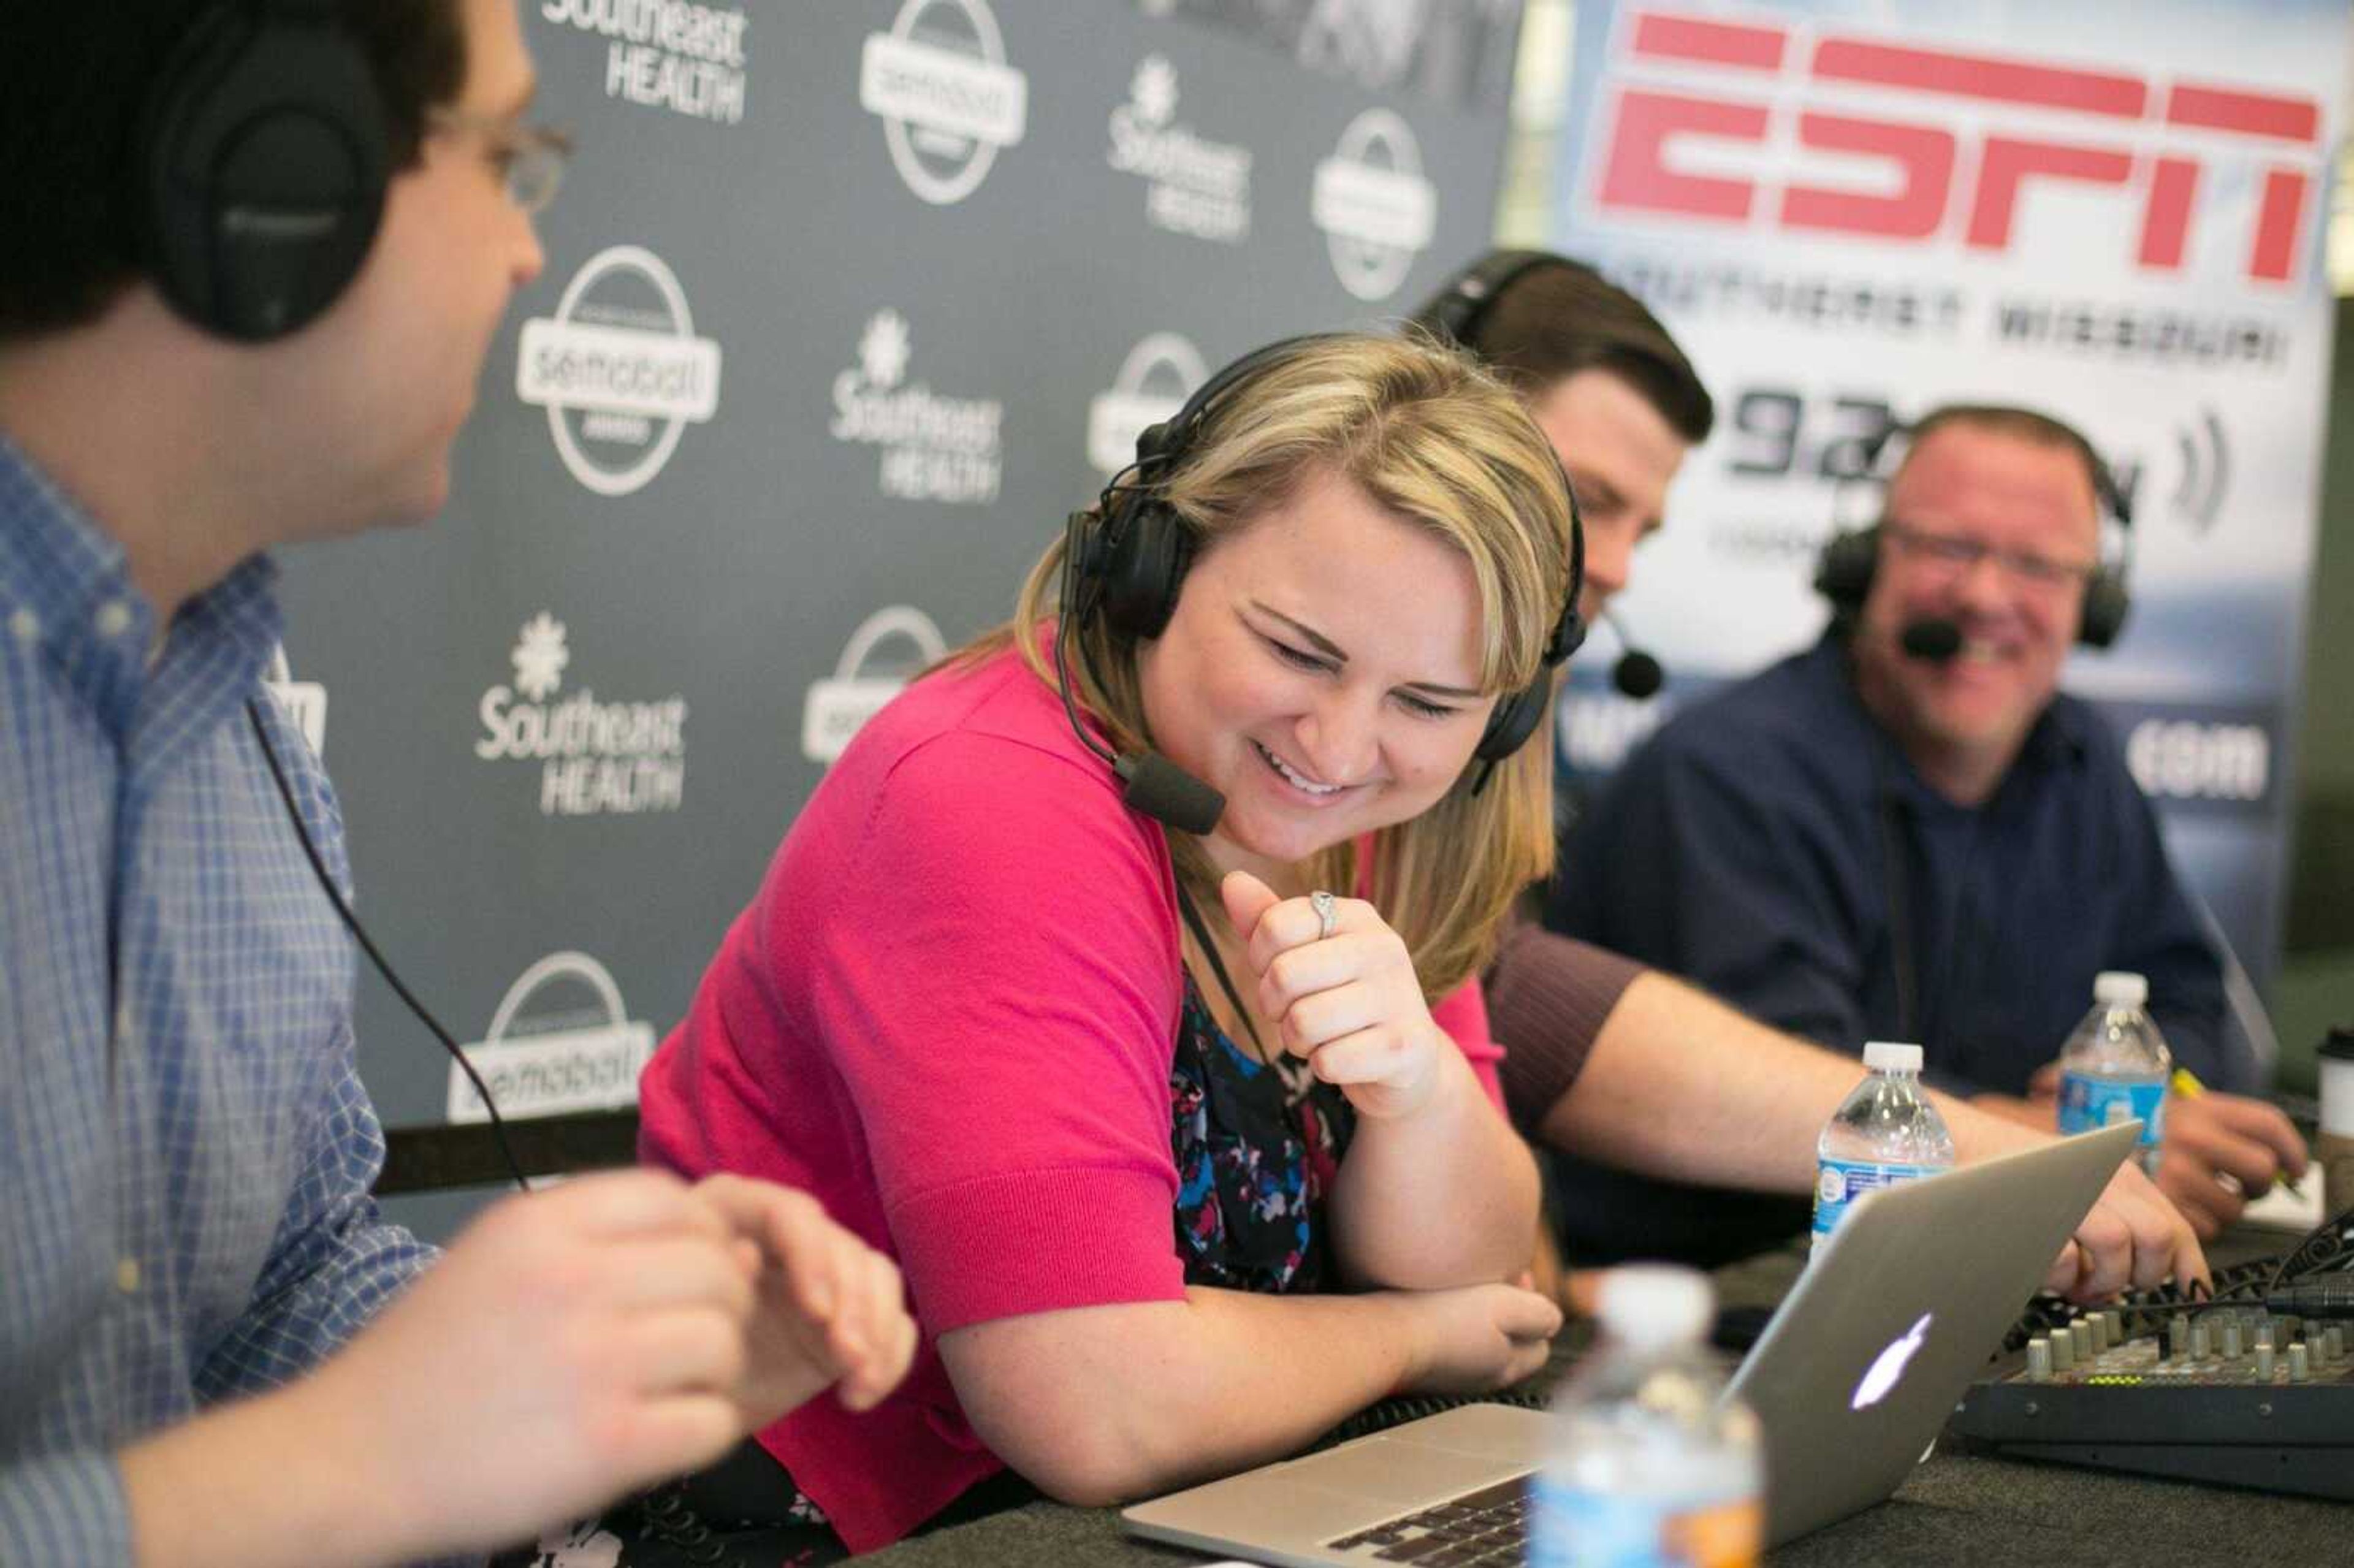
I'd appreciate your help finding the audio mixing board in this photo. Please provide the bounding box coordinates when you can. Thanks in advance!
[1948,1256,2354,1499]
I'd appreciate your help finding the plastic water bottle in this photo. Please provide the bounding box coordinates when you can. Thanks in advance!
[2055,971,2170,1173]
[1530,1266,1762,1568]
[1811,1041,1954,1254]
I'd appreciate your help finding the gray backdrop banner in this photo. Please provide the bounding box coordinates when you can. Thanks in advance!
[275,2,1526,1208]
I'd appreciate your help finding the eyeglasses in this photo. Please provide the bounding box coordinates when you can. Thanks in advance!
[1883,522,2096,593]
[429,112,575,215]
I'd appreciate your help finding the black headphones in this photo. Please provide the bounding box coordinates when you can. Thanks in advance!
[1067,332,1586,782]
[134,0,392,341]
[1815,414,2135,649]
[1408,247,1598,359]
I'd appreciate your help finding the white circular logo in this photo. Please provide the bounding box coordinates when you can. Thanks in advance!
[801,605,948,763]
[1088,332,1208,475]
[1312,109,1437,302]
[1818,1166,1848,1205]
[859,0,1030,207]
[516,246,724,498]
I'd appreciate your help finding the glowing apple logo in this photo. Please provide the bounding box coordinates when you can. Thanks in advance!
[1851,1312,1933,1411]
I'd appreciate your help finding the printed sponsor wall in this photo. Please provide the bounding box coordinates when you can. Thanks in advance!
[1545,1,2348,1002]
[273,1,1526,1198]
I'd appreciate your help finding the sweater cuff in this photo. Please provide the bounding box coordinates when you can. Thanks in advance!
[889,1162,1187,1335]
[1485,922,1645,1133]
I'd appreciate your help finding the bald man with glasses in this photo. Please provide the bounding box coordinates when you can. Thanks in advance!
[1547,405,2307,1266]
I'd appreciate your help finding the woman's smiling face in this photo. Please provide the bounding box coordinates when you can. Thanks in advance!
[1136,463,1496,883]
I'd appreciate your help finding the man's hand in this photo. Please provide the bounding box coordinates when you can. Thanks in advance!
[692,1173,919,1423]
[2154,1091,2311,1239]
[2042,1157,2208,1303]
[285,1169,912,1560]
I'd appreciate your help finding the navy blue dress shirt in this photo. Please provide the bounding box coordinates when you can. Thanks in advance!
[1543,634,2226,1266]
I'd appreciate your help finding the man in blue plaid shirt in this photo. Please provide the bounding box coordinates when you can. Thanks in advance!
[0,2,918,1565]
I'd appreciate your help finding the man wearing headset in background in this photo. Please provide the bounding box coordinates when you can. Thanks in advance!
[1545,400,2309,1263]
[0,3,915,1566]
[1414,254,2212,1295]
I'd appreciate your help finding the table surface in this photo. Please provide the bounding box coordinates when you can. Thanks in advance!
[864,1237,2354,1567]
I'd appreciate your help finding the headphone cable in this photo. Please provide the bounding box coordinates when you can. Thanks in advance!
[246,699,531,1193]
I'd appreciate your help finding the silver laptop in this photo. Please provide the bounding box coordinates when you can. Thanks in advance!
[1122,1122,2143,1565]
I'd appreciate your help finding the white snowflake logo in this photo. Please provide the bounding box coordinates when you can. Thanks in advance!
[511,612,569,701]
[858,310,912,390]
[1130,56,1179,127]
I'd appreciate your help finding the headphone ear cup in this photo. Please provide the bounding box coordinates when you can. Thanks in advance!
[2079,566,2130,649]
[1815,526,1880,615]
[1094,495,1192,641]
[138,4,391,341]
[1556,607,1588,662]
[1475,678,1550,764]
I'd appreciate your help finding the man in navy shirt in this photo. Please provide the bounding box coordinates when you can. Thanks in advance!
[1550,405,2307,1260]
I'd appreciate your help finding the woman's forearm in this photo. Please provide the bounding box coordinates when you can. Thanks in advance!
[940,1287,1418,1507]
[1328,1042,1542,1288]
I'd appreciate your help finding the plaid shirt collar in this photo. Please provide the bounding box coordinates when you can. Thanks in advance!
[0,432,283,750]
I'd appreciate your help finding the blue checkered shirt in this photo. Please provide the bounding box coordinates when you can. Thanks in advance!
[0,436,437,1564]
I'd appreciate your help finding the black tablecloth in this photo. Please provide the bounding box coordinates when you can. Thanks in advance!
[865,1237,2354,1566]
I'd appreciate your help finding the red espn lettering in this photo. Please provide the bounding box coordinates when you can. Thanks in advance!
[1598,9,2321,285]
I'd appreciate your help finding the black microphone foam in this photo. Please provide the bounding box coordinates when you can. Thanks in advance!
[1115,752,1225,835]
[1599,607,1666,699]
[1900,618,1962,663]
[1612,650,1665,700]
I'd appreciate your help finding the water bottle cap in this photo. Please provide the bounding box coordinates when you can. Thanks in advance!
[2093,971,2147,1006]
[1595,1265,1713,1345]
[1862,1041,1922,1073]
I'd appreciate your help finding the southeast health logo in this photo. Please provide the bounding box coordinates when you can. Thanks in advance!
[475,612,690,817]
[517,246,723,497]
[830,310,1005,504]
[1107,56,1251,243]
[861,0,1028,206]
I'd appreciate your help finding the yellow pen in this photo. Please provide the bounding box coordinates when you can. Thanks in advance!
[2176,1065,2307,1197]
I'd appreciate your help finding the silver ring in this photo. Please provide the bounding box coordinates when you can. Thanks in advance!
[1310,889,1338,941]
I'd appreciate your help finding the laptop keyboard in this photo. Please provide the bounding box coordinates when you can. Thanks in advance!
[1324,1475,1533,1564]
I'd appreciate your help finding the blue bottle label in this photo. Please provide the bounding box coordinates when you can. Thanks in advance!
[1531,1474,1761,1568]
[1811,1157,1937,1243]
[2056,1073,2165,1147]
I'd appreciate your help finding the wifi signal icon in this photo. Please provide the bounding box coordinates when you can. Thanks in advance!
[2171,408,2229,533]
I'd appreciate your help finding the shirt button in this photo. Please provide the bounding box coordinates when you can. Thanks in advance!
[7,607,36,644]
[114,1003,135,1043]
[96,600,134,639]
[115,1257,142,1295]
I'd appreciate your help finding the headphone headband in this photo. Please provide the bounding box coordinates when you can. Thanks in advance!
[1071,332,1586,785]
[1410,249,1585,354]
[1816,409,2135,649]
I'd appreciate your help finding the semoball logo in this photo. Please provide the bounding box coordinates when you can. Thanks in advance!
[475,612,691,818]
[448,951,656,1124]
[1313,108,1438,302]
[517,245,723,498]
[801,605,948,763]
[861,0,1029,207]
[1089,332,1208,475]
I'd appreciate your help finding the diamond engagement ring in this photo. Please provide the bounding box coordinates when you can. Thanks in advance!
[1310,889,1338,941]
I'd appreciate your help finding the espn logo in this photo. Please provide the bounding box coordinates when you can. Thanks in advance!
[1590,10,2323,285]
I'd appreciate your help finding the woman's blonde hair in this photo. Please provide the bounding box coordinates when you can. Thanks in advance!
[966,332,1576,1002]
